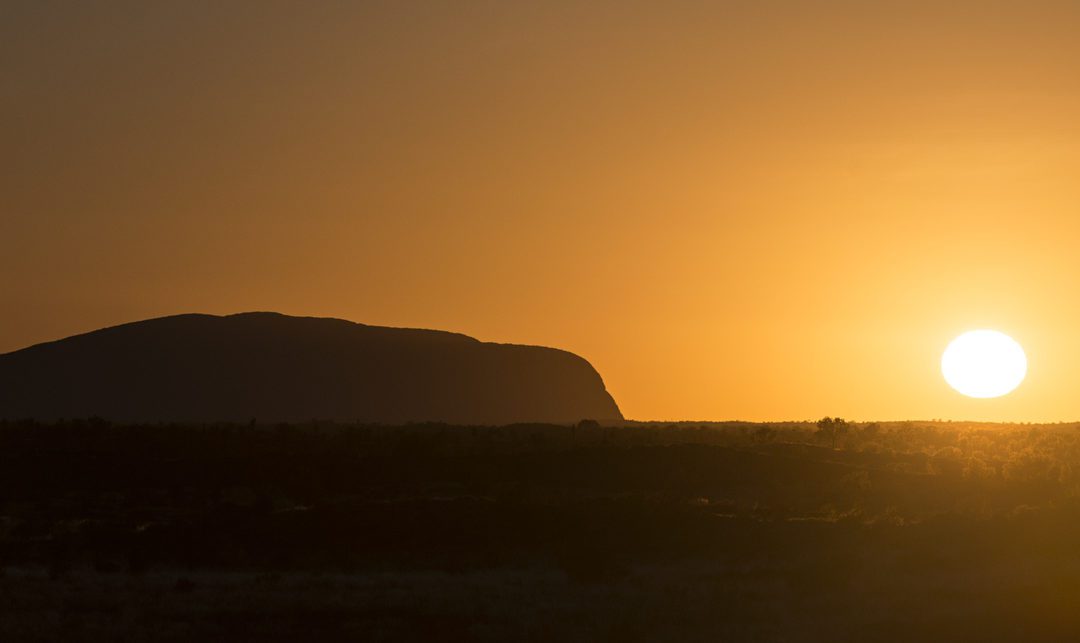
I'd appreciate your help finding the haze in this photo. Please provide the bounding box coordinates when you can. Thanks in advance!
[5,1,1080,422]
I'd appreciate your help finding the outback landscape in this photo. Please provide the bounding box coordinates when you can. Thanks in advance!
[4,416,1080,640]
[8,2,1080,641]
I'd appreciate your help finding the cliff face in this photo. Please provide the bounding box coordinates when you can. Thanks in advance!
[0,312,622,425]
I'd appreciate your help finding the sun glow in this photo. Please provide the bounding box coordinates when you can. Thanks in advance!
[941,330,1027,399]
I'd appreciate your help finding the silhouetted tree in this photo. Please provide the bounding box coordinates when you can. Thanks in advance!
[816,417,848,449]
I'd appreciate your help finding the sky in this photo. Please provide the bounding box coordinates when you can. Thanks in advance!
[4,1,1080,422]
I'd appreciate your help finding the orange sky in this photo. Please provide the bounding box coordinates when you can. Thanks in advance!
[5,1,1080,422]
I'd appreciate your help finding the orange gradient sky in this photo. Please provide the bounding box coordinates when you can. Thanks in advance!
[4,1,1080,421]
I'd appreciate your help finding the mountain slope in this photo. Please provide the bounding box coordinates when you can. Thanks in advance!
[0,312,622,424]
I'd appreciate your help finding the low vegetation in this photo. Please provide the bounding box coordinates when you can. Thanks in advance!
[3,418,1080,640]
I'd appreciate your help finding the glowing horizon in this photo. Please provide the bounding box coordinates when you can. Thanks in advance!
[5,2,1080,422]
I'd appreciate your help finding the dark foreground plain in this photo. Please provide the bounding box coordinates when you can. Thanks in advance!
[3,419,1080,641]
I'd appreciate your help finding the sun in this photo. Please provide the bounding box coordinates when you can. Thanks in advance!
[941,330,1027,399]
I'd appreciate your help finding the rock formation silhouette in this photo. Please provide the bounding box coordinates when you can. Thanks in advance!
[0,312,622,424]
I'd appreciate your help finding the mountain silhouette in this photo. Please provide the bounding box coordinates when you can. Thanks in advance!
[0,312,622,424]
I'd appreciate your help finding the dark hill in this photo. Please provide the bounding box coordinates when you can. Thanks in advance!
[0,312,622,424]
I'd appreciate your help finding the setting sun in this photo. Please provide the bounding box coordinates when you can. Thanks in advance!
[941,330,1027,399]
